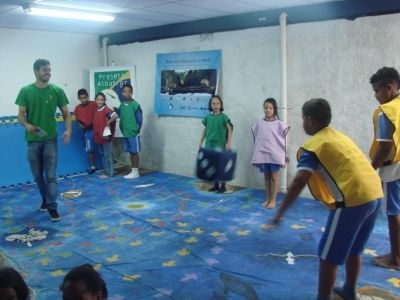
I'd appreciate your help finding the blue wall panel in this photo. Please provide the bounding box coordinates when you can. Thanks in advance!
[0,119,88,188]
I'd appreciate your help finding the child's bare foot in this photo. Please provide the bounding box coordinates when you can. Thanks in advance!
[262,199,276,209]
[373,253,400,270]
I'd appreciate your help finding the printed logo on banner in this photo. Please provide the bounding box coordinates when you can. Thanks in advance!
[154,50,221,118]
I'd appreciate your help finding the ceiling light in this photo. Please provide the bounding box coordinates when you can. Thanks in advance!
[24,6,115,22]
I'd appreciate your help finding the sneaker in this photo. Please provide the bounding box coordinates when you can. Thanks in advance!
[208,184,220,192]
[217,185,227,194]
[40,201,47,212]
[124,170,139,179]
[88,167,96,175]
[48,209,61,222]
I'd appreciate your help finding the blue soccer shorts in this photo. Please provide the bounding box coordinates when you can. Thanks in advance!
[319,199,381,265]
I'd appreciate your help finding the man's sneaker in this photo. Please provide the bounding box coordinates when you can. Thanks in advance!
[88,167,96,175]
[208,184,220,192]
[40,201,47,212]
[48,209,61,222]
[124,170,139,179]
[217,185,227,194]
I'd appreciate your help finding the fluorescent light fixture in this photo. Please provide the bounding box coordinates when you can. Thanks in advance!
[26,6,115,22]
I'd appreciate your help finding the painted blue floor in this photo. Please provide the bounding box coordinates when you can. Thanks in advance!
[0,171,398,299]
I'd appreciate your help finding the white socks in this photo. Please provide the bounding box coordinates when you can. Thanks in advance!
[124,168,140,179]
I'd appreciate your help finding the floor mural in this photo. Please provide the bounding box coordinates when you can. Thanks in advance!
[0,171,399,299]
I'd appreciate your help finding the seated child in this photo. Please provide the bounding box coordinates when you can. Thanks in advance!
[60,264,108,300]
[0,267,30,300]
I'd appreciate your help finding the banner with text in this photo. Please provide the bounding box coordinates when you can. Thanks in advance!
[155,50,221,117]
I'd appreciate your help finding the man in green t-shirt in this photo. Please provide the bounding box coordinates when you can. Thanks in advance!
[15,59,71,222]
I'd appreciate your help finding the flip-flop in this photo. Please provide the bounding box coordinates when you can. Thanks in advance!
[372,255,400,270]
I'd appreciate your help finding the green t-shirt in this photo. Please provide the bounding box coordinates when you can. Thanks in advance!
[119,99,140,137]
[15,83,69,141]
[202,113,232,149]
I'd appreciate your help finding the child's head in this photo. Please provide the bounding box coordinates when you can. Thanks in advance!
[208,95,224,113]
[0,267,29,300]
[122,83,133,100]
[95,92,106,108]
[370,67,400,104]
[302,98,331,135]
[77,89,89,105]
[263,98,278,119]
[60,264,108,300]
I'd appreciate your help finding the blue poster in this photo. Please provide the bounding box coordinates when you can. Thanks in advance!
[155,50,221,117]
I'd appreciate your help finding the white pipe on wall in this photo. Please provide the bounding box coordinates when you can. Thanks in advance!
[102,36,109,66]
[280,12,288,192]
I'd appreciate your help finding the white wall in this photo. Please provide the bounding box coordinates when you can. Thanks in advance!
[0,28,102,116]
[108,13,400,190]
[108,27,281,188]
[286,14,400,186]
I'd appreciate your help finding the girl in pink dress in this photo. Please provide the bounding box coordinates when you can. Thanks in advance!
[251,98,289,208]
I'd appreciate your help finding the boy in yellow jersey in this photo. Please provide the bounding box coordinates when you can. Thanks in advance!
[369,67,400,270]
[272,99,383,300]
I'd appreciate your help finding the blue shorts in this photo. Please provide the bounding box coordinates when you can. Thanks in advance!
[319,199,381,265]
[256,163,280,174]
[124,136,141,154]
[84,129,95,153]
[383,179,400,215]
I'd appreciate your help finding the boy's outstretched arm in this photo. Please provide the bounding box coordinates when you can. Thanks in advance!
[271,170,312,224]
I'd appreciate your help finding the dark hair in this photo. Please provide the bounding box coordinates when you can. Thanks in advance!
[122,83,133,92]
[370,67,400,88]
[208,95,224,112]
[60,264,108,299]
[95,92,106,101]
[302,98,331,126]
[264,97,279,118]
[0,267,29,300]
[77,89,88,97]
[33,59,50,71]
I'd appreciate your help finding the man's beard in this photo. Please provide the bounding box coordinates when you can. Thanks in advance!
[39,75,50,83]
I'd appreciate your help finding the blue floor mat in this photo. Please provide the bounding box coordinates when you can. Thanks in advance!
[0,171,398,299]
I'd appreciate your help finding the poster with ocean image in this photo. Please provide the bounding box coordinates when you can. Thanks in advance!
[155,50,221,117]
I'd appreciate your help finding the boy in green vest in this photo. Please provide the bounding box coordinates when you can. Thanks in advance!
[369,67,400,270]
[119,84,142,179]
[271,99,382,300]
